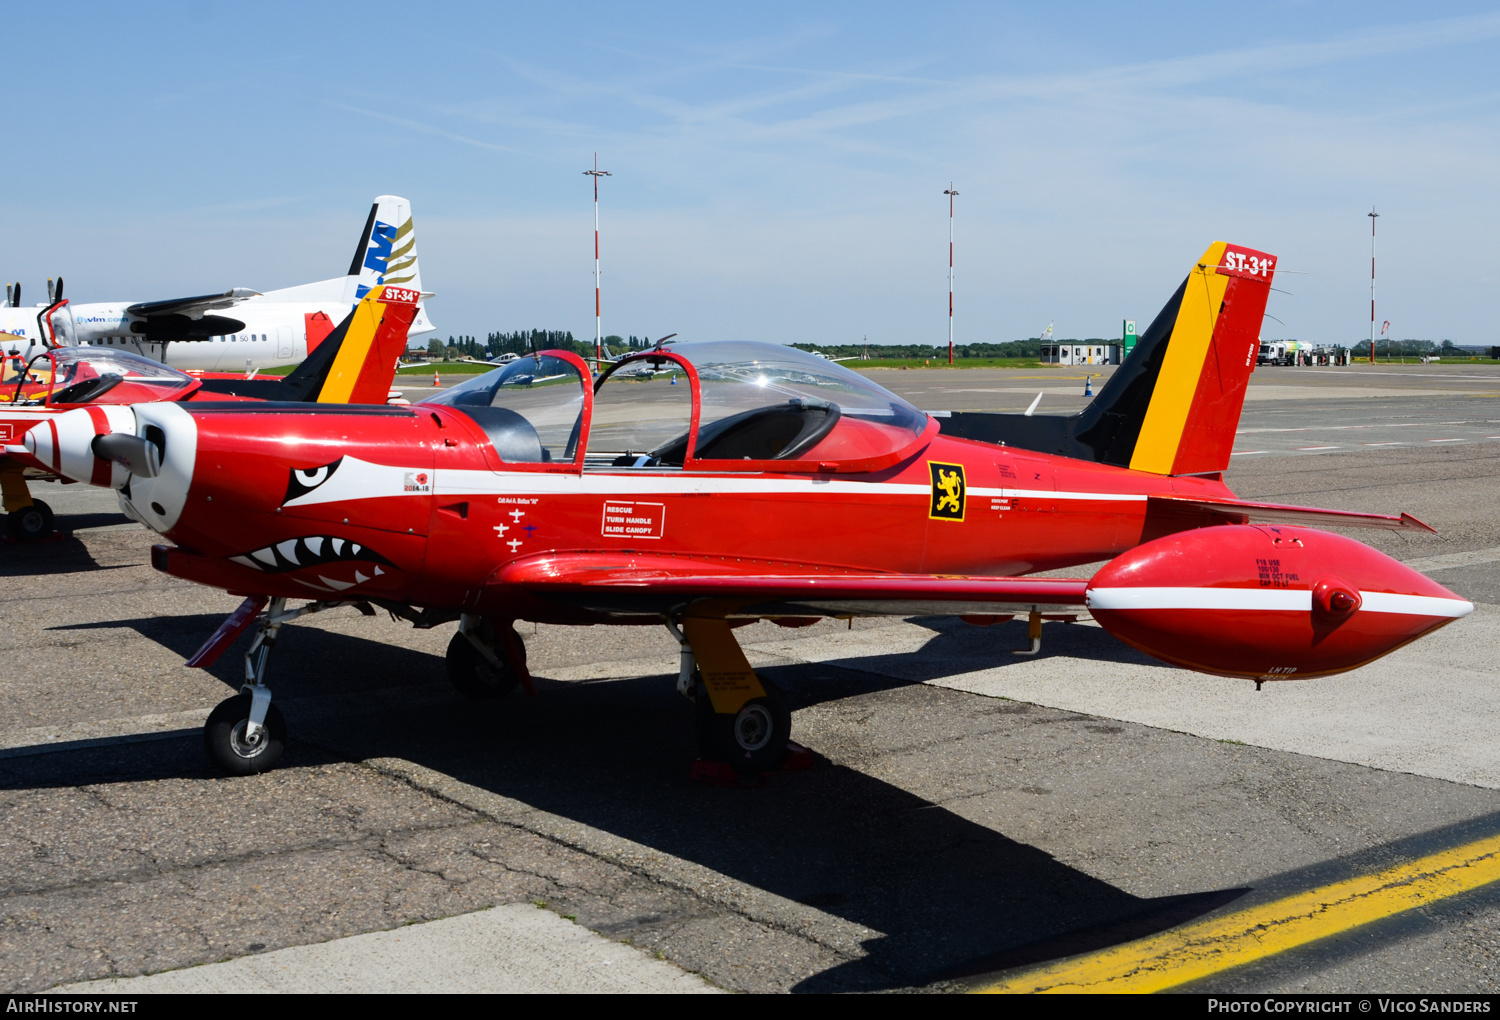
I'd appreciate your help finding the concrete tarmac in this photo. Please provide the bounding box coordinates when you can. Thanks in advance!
[3,361,1500,993]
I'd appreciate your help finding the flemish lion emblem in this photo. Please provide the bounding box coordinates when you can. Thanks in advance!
[928,462,966,521]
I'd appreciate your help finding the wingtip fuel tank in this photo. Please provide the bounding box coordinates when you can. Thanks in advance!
[1086,525,1472,681]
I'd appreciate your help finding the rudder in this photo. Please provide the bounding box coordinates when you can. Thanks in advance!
[1128,242,1275,475]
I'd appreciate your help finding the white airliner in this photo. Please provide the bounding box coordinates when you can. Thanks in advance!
[0,195,434,373]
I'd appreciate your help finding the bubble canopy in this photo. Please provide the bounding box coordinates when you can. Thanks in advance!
[417,342,932,473]
[602,341,930,472]
[6,346,199,406]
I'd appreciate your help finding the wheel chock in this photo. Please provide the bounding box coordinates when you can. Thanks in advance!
[2,529,67,545]
[771,741,817,773]
[688,758,764,788]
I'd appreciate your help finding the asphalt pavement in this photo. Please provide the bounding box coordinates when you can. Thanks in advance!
[4,361,1500,993]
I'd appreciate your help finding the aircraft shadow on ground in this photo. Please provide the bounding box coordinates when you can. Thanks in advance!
[800,615,1174,684]
[0,533,134,577]
[47,615,446,695]
[16,617,1224,991]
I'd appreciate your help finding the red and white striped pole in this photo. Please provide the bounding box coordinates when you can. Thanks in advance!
[1368,207,1379,364]
[584,154,612,363]
[945,185,958,365]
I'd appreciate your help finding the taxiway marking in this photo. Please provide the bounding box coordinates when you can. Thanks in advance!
[976,831,1500,994]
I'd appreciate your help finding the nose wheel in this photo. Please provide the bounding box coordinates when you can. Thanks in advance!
[200,595,299,776]
[204,692,286,775]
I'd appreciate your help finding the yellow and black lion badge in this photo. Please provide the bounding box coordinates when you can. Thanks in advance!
[927,461,966,521]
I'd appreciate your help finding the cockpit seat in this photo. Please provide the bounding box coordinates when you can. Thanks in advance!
[650,400,840,465]
[454,405,550,463]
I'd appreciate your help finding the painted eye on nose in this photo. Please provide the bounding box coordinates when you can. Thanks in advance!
[283,458,342,504]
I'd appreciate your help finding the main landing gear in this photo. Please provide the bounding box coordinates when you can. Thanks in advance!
[6,498,54,543]
[668,617,796,777]
[445,614,534,700]
[2,466,55,542]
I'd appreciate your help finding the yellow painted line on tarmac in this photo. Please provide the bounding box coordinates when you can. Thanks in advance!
[976,831,1500,994]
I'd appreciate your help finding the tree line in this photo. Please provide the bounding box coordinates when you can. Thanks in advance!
[420,332,661,360]
[791,339,1099,359]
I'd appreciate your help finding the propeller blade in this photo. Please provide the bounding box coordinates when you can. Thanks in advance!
[55,277,62,301]
[46,278,54,303]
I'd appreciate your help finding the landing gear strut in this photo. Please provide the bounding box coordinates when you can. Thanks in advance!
[204,596,290,775]
[1,466,53,542]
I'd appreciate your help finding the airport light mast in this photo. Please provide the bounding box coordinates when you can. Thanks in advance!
[945,185,958,365]
[1368,207,1379,364]
[584,155,612,363]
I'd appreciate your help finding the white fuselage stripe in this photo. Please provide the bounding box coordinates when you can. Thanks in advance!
[278,458,1155,507]
[1086,586,1473,617]
[436,469,1148,502]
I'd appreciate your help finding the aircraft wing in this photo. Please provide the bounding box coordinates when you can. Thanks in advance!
[1147,494,1435,533]
[497,553,1088,619]
[125,288,261,318]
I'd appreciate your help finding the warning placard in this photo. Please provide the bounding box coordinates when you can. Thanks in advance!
[601,500,665,539]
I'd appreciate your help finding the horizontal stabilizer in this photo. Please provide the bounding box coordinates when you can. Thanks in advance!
[1147,494,1435,532]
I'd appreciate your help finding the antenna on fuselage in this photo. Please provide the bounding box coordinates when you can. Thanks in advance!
[652,333,678,351]
[1024,392,1043,416]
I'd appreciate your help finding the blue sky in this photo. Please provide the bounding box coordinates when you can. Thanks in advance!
[7,2,1499,346]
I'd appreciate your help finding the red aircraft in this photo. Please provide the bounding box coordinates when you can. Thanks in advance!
[12,243,1472,777]
[0,285,419,541]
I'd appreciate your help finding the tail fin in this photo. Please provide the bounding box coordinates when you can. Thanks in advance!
[271,285,419,403]
[1098,241,1275,474]
[341,195,423,304]
[938,242,1276,475]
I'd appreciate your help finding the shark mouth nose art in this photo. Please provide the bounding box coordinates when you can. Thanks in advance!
[228,535,395,584]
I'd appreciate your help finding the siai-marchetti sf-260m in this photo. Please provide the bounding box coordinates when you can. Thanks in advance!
[11,242,1471,777]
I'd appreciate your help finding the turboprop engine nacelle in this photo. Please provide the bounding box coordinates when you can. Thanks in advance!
[1085,524,1472,681]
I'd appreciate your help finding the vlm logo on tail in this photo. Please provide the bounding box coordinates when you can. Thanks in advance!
[349,196,422,302]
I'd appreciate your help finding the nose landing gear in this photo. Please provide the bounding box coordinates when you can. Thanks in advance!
[198,596,369,776]
[203,595,292,775]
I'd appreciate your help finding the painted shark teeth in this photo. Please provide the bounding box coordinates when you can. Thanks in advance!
[228,535,395,574]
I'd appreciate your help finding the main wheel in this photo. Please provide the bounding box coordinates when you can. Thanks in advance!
[695,677,792,775]
[7,499,54,542]
[446,625,523,700]
[204,693,286,776]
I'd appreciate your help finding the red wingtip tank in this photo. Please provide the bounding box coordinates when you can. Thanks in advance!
[1085,524,1473,682]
